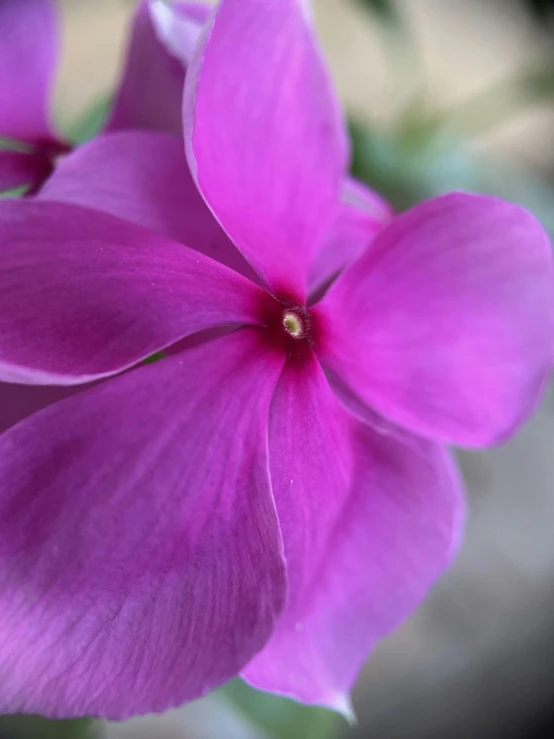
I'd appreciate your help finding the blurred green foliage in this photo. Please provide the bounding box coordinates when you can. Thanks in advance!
[0,716,99,739]
[354,0,401,26]
[64,95,112,145]
[349,116,554,235]
[0,187,27,198]
[349,119,477,210]
[0,138,31,152]
[219,680,341,739]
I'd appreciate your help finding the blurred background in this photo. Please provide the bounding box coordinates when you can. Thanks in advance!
[2,0,554,737]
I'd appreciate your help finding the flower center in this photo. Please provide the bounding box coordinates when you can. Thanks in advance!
[256,292,319,359]
[282,311,305,339]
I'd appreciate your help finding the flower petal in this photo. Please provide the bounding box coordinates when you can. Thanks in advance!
[107,1,209,136]
[39,131,257,280]
[340,176,392,221]
[0,382,80,433]
[0,199,266,385]
[315,193,554,447]
[184,0,348,297]
[308,177,390,295]
[150,1,211,65]
[0,150,51,192]
[0,330,286,718]
[243,353,464,707]
[0,0,59,144]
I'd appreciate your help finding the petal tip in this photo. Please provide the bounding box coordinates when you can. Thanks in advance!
[329,692,357,724]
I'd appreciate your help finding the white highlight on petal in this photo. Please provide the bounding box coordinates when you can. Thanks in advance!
[299,0,313,23]
[148,0,208,67]
[331,693,357,726]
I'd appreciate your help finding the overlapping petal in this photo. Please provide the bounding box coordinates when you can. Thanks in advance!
[0,150,51,192]
[151,1,211,65]
[39,131,257,280]
[340,176,391,219]
[0,382,82,434]
[0,0,59,144]
[0,331,286,718]
[0,200,266,385]
[243,353,463,707]
[315,193,554,447]
[309,177,390,294]
[107,1,209,136]
[184,0,349,297]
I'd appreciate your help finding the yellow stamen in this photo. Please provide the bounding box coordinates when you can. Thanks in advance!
[282,311,304,338]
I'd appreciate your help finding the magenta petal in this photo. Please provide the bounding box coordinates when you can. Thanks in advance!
[309,177,390,294]
[0,382,81,433]
[243,353,464,707]
[0,199,266,384]
[184,0,348,297]
[107,1,209,136]
[40,131,257,280]
[315,193,554,447]
[0,330,286,719]
[0,150,51,192]
[0,0,59,144]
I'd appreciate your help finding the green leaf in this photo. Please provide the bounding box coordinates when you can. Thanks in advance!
[64,95,112,145]
[218,680,341,739]
[0,716,102,739]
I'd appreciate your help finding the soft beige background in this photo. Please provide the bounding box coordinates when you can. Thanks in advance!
[56,0,554,169]
[51,2,554,737]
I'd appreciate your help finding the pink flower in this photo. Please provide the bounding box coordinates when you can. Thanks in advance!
[0,0,70,192]
[0,0,209,191]
[106,0,213,137]
[0,0,389,433]
[0,0,216,424]
[0,0,553,722]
